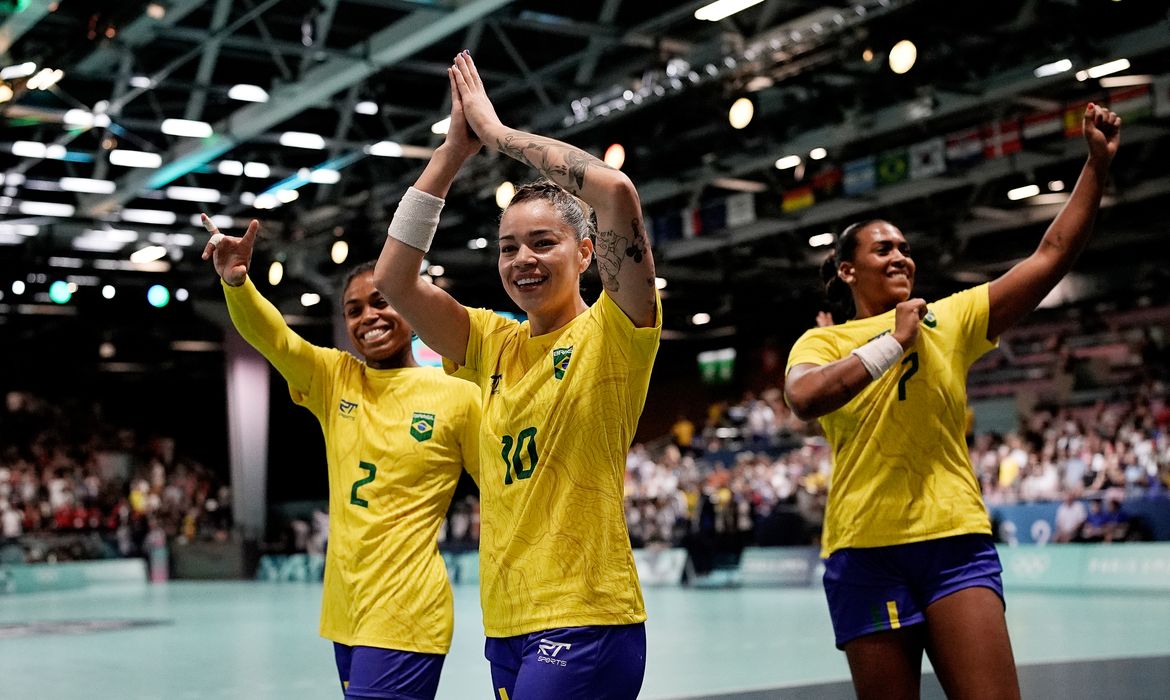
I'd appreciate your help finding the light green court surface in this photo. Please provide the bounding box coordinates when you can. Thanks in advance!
[2,582,1168,699]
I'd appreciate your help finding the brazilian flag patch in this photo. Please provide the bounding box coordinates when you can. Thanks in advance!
[410,412,435,442]
[552,346,573,380]
[923,310,938,328]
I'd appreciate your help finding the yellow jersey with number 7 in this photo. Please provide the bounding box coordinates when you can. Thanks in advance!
[786,283,997,557]
[447,291,661,638]
[223,278,481,654]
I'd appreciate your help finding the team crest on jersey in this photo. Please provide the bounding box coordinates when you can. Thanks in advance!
[923,309,938,328]
[552,346,573,380]
[410,412,435,442]
[338,399,358,419]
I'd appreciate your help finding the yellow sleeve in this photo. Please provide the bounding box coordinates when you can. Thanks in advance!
[596,291,662,369]
[222,276,327,398]
[786,328,842,372]
[935,283,998,367]
[443,307,514,380]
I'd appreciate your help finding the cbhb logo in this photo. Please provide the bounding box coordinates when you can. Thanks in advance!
[410,412,435,442]
[537,639,572,667]
[552,346,573,380]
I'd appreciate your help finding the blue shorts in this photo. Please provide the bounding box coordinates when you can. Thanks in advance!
[485,623,646,700]
[333,643,444,700]
[823,534,1005,649]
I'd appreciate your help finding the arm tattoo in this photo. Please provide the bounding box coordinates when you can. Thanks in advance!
[594,218,650,293]
[496,131,611,196]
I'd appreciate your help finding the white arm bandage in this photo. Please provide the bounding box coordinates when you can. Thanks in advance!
[849,333,905,380]
[387,186,444,253]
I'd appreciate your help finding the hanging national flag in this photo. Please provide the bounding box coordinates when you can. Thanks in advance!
[843,156,876,196]
[781,186,815,213]
[945,128,983,168]
[811,166,843,199]
[1064,100,1096,137]
[876,149,910,186]
[1108,85,1152,121]
[681,207,702,238]
[982,119,1021,159]
[1021,110,1063,142]
[909,138,945,179]
[725,192,757,227]
[700,200,729,233]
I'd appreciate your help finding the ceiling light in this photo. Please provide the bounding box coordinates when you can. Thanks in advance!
[728,97,754,129]
[309,168,341,184]
[495,181,515,209]
[1098,75,1153,88]
[808,233,835,247]
[129,75,153,88]
[27,68,63,91]
[1008,184,1040,201]
[1080,58,1130,81]
[0,62,36,80]
[809,147,828,161]
[130,246,168,263]
[120,209,177,225]
[691,312,711,325]
[268,261,284,286]
[355,101,379,115]
[279,131,326,149]
[368,141,403,157]
[18,201,75,217]
[218,160,244,176]
[166,186,221,203]
[655,277,667,290]
[300,293,320,307]
[862,48,874,63]
[468,237,488,250]
[774,155,801,170]
[175,288,189,302]
[0,223,38,237]
[59,177,116,194]
[12,280,25,294]
[161,118,213,138]
[710,177,767,193]
[63,109,111,129]
[191,214,232,229]
[888,40,917,75]
[331,240,349,265]
[102,285,116,299]
[146,3,166,20]
[253,194,278,210]
[1033,59,1072,78]
[48,280,71,304]
[276,189,299,203]
[147,284,170,308]
[431,117,450,135]
[228,84,268,103]
[694,0,765,22]
[244,162,271,178]
[0,85,12,104]
[1048,180,1065,192]
[427,264,445,277]
[109,149,162,168]
[604,143,626,169]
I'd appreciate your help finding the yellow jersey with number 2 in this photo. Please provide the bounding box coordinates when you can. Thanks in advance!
[224,278,481,654]
[448,291,661,638]
[786,284,997,557]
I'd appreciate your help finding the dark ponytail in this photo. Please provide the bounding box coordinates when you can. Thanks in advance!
[821,219,881,321]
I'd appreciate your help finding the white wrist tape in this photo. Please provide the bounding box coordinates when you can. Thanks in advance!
[850,334,904,380]
[387,186,444,253]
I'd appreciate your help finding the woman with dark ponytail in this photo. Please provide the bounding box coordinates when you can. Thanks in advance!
[784,104,1121,699]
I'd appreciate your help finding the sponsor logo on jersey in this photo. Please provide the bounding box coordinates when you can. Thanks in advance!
[552,346,573,380]
[537,639,572,667]
[338,399,358,419]
[490,373,503,395]
[410,412,435,442]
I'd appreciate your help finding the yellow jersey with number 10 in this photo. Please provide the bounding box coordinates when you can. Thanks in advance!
[223,278,481,654]
[786,283,997,557]
[448,291,662,638]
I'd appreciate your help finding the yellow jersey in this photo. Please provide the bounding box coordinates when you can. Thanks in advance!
[786,284,997,556]
[224,278,481,653]
[447,291,661,637]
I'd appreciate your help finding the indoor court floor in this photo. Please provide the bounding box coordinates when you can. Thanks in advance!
[2,580,1168,699]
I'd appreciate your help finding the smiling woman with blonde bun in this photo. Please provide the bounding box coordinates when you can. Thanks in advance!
[374,51,660,700]
[201,217,480,700]
[784,104,1121,700]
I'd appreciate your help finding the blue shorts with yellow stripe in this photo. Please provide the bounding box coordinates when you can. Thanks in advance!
[822,533,1004,649]
[333,643,444,700]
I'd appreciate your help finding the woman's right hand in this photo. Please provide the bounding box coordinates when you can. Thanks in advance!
[200,214,259,287]
[451,51,503,142]
[892,298,928,349]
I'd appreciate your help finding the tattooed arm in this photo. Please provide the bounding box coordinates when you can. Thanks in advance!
[451,51,657,328]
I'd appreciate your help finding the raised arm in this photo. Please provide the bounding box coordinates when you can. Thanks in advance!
[452,51,657,328]
[201,216,319,393]
[373,68,479,365]
[784,299,926,420]
[986,104,1120,340]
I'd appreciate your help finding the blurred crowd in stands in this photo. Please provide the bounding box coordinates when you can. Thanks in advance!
[0,391,230,564]
[5,301,1170,565]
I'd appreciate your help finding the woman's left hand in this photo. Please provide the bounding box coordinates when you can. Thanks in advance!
[1083,103,1121,165]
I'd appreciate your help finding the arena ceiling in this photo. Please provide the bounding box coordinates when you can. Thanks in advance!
[2,0,1169,381]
